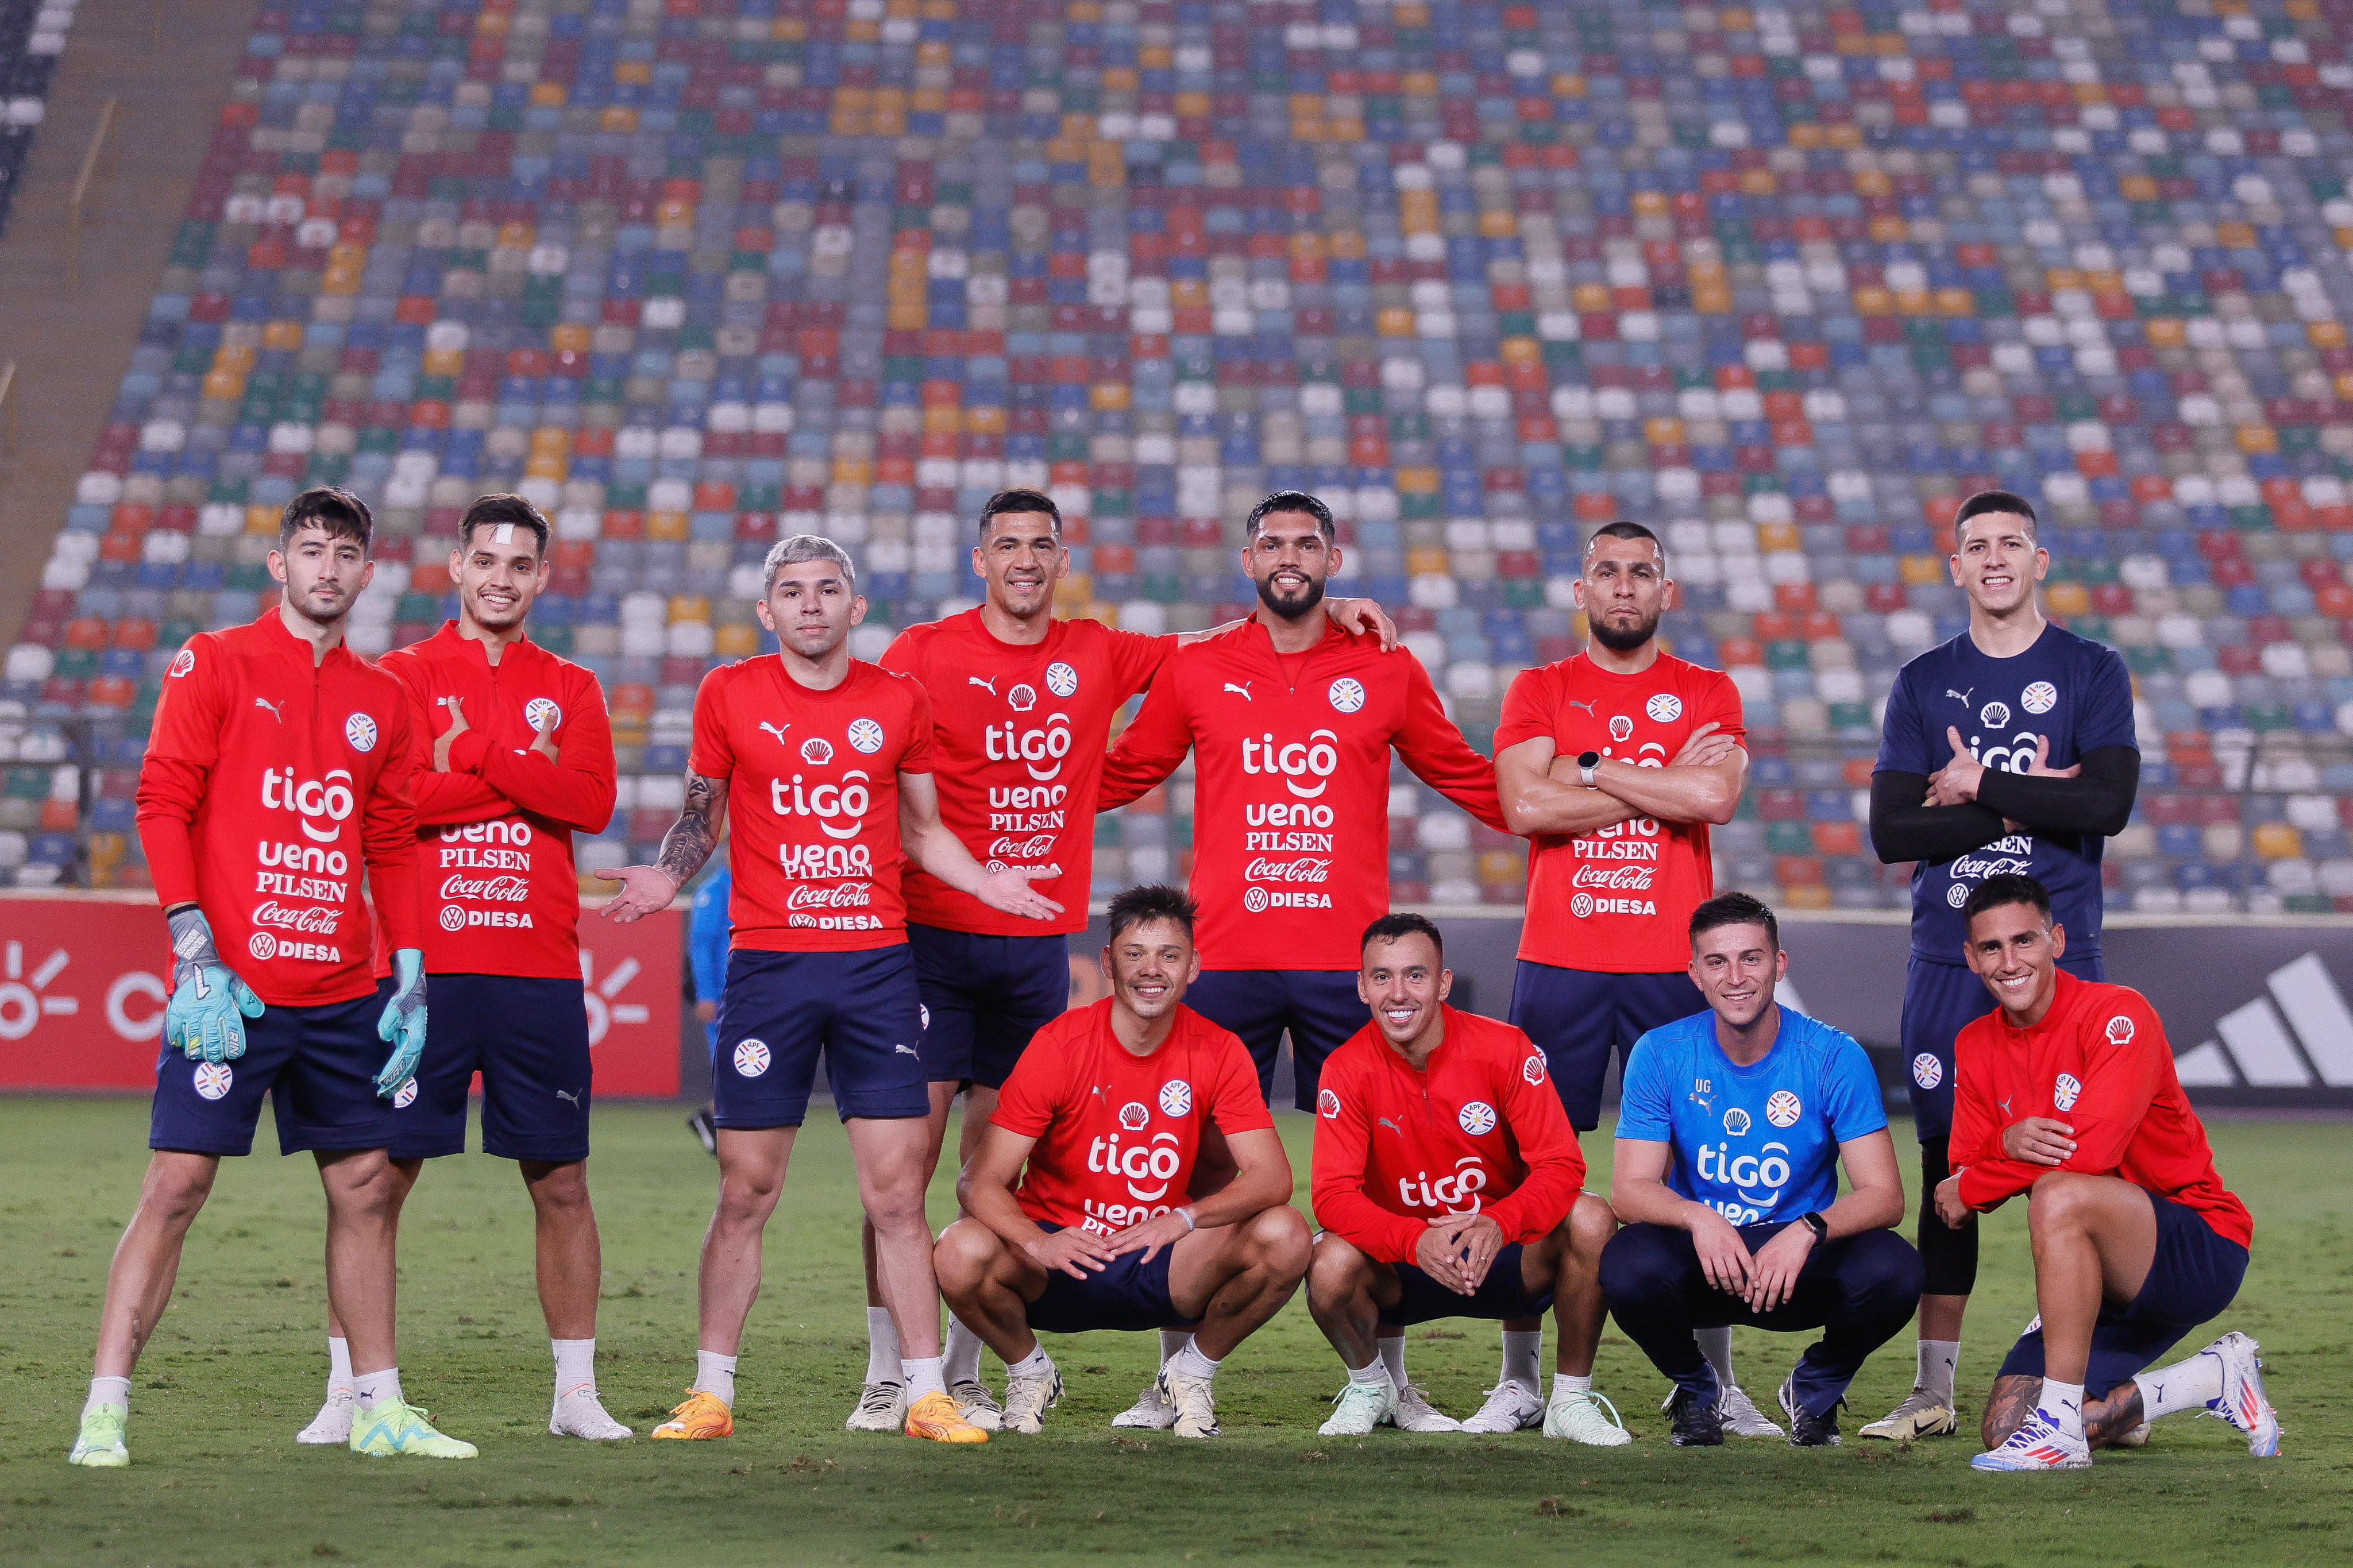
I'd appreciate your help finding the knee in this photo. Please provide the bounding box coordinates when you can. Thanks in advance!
[2026,1172,2097,1238]
[142,1161,215,1224]
[1307,1234,1371,1308]
[526,1163,592,1215]
[1246,1205,1313,1282]
[1596,1226,1669,1305]
[1850,1233,1927,1308]
[862,1180,929,1235]
[1569,1192,1618,1255]
[328,1155,404,1221]
[932,1220,999,1297]
[715,1167,783,1225]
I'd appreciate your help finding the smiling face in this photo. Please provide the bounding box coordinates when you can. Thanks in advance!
[1574,532,1671,654]
[1964,899,2068,1021]
[271,523,373,627]
[1243,509,1338,621]
[452,526,548,635]
[1104,916,1200,1025]
[1949,511,2048,617]
[755,558,866,661]
[972,509,1066,621]
[1359,931,1452,1052]
[1688,921,1786,1033]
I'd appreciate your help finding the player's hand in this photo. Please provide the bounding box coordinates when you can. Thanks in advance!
[1925,727,1986,806]
[973,865,1063,922]
[1451,1212,1506,1291]
[163,907,264,1064]
[594,864,682,922]
[1023,1226,1119,1280]
[1933,1173,1972,1229]
[2003,1115,2077,1167]
[1413,1216,1482,1295]
[1328,596,1399,652]
[695,999,718,1024]
[373,948,428,1099]
[1104,1208,1195,1264]
[1743,1221,1815,1313]
[528,711,560,761]
[433,697,469,772]
[1687,1205,1755,1296]
[1671,721,1737,770]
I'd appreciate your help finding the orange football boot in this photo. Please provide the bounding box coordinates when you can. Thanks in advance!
[650,1390,734,1440]
[904,1391,989,1444]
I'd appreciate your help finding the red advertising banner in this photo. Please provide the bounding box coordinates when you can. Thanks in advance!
[0,894,681,1097]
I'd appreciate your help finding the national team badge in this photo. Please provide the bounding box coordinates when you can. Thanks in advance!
[1008,683,1037,713]
[800,736,834,764]
[847,717,885,754]
[2053,1072,2082,1113]
[525,697,562,732]
[1724,1107,1752,1136]
[1046,661,1079,697]
[1159,1080,1193,1117]
[1328,677,1365,714]
[1458,1100,1498,1136]
[2105,1014,2135,1046]
[1765,1089,1802,1128]
[733,1040,772,1077]
[1912,1053,1943,1090]
[1980,700,2011,728]
[2022,681,2057,715]
[345,712,378,752]
[1646,693,1682,723]
[1609,713,1634,742]
[392,1078,419,1109]
[192,1061,234,1100]
[169,647,195,678]
[1119,1101,1151,1131]
[1318,1088,1341,1119]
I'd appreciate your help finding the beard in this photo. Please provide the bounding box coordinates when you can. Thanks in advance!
[1591,605,1659,653]
[1255,571,1326,621]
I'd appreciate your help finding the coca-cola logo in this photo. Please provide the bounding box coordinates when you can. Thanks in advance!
[1569,864,1657,891]
[785,883,874,909]
[988,834,1058,859]
[1243,857,1332,883]
[440,874,531,902]
[250,901,342,933]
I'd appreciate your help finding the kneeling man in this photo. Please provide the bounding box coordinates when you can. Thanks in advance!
[1602,892,1922,1447]
[1946,874,2278,1472]
[935,885,1310,1438]
[1306,914,1626,1443]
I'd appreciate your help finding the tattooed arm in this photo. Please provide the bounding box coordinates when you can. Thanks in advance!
[593,770,728,922]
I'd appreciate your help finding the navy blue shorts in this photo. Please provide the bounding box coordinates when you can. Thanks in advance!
[713,946,931,1127]
[1509,962,1704,1131]
[150,982,396,1157]
[1997,1194,2249,1400]
[387,974,592,1163]
[1185,968,1367,1112]
[1380,1243,1555,1328]
[907,924,1069,1089]
[1901,953,2101,1140]
[1024,1223,1192,1335]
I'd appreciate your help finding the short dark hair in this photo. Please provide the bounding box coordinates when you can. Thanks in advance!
[279,486,373,553]
[1689,890,1779,953]
[1105,883,1197,945]
[1244,489,1334,539]
[458,493,550,555]
[978,487,1062,540]
[1361,911,1444,964]
[1954,489,2039,542]
[1964,873,2052,928]
[1586,519,1663,562]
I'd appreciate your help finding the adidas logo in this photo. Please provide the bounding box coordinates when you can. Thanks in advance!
[2173,953,2353,1090]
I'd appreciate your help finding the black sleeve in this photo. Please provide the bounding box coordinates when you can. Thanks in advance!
[1869,770,2010,864]
[1973,746,2140,839]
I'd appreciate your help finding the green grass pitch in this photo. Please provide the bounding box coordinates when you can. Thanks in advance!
[3,1098,2347,1566]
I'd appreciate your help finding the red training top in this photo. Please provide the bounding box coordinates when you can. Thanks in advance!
[136,609,422,1007]
[1098,619,1503,970]
[1951,970,2252,1248]
[990,998,1272,1236]
[1311,1006,1585,1264]
[377,623,615,978]
[1496,652,1746,974]
[881,609,1170,936]
[689,656,934,952]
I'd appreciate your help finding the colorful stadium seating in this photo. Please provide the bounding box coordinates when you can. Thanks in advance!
[0,0,75,233]
[6,0,2353,914]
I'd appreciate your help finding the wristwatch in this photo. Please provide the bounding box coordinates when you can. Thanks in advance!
[1798,1210,1829,1241]
[1577,750,1602,787]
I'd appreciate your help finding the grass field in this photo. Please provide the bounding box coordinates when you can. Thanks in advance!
[3,1099,2347,1567]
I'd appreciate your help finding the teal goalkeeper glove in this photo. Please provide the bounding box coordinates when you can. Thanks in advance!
[163,906,264,1065]
[374,948,428,1099]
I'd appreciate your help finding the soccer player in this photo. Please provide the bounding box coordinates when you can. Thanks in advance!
[1600,893,1921,1447]
[1941,875,2277,1472]
[297,494,628,1444]
[933,885,1310,1439]
[71,487,465,1466]
[1307,914,1628,1445]
[597,535,1061,1446]
[1095,488,1503,1430]
[1862,491,2140,1443]
[1493,520,1772,1436]
[685,863,730,1155]
[867,488,1389,1431]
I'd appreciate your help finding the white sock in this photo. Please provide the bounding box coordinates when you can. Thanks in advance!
[943,1316,986,1387]
[1696,1325,1735,1387]
[326,1335,354,1399]
[903,1354,948,1403]
[83,1376,130,1420]
[2039,1379,2086,1440]
[1169,1341,1221,1382]
[1158,1327,1191,1368]
[1378,1333,1407,1388]
[1009,1344,1054,1381]
[552,1338,597,1400]
[866,1307,902,1385]
[1918,1338,1959,1403]
[353,1367,403,1412]
[1501,1329,1543,1395]
[1348,1358,1392,1388]
[694,1349,737,1406]
[2134,1349,2224,1421]
[1552,1372,1592,1400]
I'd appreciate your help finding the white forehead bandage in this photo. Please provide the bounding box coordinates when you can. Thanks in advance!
[492,523,516,544]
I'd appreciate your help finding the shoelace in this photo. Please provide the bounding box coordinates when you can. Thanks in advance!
[1559,1389,1626,1431]
[859,1384,902,1416]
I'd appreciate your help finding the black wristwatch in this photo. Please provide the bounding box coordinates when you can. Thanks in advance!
[1797,1211,1829,1242]
[1577,749,1602,787]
